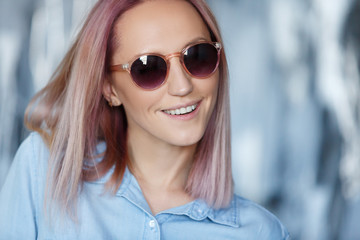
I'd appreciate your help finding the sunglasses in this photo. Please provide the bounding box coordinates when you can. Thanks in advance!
[110,41,222,90]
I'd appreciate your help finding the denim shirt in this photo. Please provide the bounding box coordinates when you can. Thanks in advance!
[0,133,290,239]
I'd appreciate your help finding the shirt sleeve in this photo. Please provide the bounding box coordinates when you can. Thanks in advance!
[0,133,39,239]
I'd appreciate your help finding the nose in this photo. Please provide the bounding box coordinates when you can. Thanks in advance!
[166,56,193,96]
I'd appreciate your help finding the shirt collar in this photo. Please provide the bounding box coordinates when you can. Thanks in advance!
[115,168,240,228]
[157,196,240,228]
[91,142,240,228]
[116,167,154,215]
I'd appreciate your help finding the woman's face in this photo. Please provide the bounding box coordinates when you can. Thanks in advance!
[108,0,219,147]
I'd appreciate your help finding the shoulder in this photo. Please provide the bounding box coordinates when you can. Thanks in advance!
[18,132,50,163]
[0,132,49,238]
[232,194,290,239]
[208,194,290,239]
[24,131,50,152]
[15,131,50,157]
[10,131,49,178]
[9,132,50,185]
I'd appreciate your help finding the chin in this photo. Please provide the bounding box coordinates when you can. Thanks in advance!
[167,131,204,147]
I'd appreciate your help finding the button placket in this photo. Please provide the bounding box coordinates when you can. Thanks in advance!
[149,219,156,228]
[144,216,160,240]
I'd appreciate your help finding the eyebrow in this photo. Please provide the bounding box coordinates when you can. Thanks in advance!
[185,37,209,46]
[137,37,209,56]
[119,36,211,64]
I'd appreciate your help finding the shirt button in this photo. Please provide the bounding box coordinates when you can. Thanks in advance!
[149,220,156,228]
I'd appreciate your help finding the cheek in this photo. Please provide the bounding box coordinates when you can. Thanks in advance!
[206,72,220,120]
[210,83,219,118]
[191,72,219,126]
[112,75,162,115]
[202,71,220,105]
[211,73,220,98]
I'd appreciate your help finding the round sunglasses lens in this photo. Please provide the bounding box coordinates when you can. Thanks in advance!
[183,43,219,77]
[131,55,167,89]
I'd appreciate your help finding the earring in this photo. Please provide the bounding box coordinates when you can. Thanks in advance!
[108,101,113,107]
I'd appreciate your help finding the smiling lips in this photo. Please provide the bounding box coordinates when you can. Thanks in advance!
[163,103,198,115]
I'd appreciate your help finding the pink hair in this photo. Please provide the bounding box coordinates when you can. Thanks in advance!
[25,0,232,218]
[185,0,233,208]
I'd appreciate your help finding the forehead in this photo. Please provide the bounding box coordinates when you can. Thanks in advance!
[112,0,211,60]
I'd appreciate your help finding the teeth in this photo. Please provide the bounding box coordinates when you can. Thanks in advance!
[164,103,198,115]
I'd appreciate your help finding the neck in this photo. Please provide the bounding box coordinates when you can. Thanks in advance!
[127,131,197,192]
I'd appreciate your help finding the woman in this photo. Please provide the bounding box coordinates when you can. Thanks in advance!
[0,0,290,239]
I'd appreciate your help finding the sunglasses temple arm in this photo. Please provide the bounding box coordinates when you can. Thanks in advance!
[110,63,130,72]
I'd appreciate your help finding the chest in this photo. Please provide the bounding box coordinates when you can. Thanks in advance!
[36,193,238,240]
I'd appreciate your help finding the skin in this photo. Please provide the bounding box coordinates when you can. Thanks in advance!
[103,0,219,214]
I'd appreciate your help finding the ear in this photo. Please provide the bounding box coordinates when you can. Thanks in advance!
[103,79,122,106]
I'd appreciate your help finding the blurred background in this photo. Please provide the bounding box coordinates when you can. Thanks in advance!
[1,0,359,239]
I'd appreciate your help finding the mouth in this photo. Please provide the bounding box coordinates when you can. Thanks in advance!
[162,102,198,116]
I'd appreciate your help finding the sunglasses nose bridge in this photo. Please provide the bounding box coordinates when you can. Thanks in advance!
[165,52,185,73]
[165,52,182,62]
[165,52,193,96]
